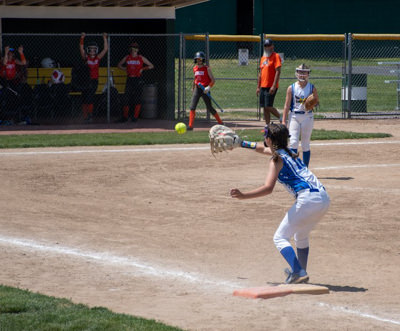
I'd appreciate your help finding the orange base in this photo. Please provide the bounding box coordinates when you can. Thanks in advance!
[233,284,329,299]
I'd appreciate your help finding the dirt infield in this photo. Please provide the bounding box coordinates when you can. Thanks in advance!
[0,119,399,330]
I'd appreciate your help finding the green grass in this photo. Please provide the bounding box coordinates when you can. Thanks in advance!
[0,129,391,149]
[0,285,183,331]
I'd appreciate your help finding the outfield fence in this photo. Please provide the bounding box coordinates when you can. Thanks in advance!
[0,33,399,126]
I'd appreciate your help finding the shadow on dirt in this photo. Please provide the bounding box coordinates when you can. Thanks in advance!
[319,177,354,181]
[312,283,368,293]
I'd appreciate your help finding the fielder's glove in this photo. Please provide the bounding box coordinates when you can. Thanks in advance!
[209,125,242,155]
[304,94,318,111]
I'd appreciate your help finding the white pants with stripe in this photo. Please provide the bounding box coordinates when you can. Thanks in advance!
[288,112,314,152]
[273,189,330,251]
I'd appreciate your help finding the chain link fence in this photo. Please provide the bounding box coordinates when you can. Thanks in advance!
[179,34,262,122]
[0,33,399,126]
[347,34,400,117]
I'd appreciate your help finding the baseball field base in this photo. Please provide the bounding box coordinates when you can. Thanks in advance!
[233,284,329,299]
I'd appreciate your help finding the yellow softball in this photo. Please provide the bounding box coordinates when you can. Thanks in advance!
[175,122,187,134]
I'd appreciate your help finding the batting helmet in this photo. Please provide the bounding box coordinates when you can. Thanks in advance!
[295,63,311,82]
[51,69,65,84]
[194,51,206,63]
[130,42,139,49]
[41,57,57,68]
[86,41,99,54]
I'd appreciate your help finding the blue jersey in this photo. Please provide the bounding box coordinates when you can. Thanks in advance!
[277,149,325,198]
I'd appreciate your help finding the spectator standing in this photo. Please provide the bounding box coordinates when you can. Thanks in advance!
[257,39,282,124]
[79,32,108,123]
[117,42,154,122]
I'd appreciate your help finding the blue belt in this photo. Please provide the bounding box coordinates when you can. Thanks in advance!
[292,110,313,114]
[296,187,325,198]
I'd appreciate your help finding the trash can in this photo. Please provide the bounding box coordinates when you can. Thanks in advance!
[141,84,158,119]
[238,49,249,66]
[341,73,367,113]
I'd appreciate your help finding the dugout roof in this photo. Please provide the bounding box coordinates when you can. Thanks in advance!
[0,0,208,8]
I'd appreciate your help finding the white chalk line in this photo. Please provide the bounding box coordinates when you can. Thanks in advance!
[326,185,400,194]
[317,302,400,326]
[0,235,240,291]
[314,163,400,170]
[0,139,398,156]
[1,235,399,326]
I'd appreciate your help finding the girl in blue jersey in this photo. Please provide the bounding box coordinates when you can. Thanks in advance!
[231,123,330,284]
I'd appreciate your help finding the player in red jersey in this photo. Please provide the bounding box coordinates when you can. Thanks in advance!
[117,42,154,122]
[188,51,223,130]
[2,45,27,90]
[79,32,108,123]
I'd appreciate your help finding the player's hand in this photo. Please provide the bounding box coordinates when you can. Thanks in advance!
[256,87,260,95]
[230,188,244,199]
[81,32,86,38]
[103,32,108,38]
[18,45,24,54]
[269,86,276,95]
[204,86,211,94]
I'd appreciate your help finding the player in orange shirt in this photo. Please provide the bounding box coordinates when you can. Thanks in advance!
[256,39,282,124]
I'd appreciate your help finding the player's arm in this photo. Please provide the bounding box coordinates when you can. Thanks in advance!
[79,33,86,60]
[206,67,215,87]
[256,71,261,95]
[312,86,319,106]
[98,33,108,60]
[141,56,154,72]
[230,157,281,200]
[117,56,128,71]
[240,140,272,155]
[270,66,281,95]
[282,85,293,126]
[16,46,26,66]
[3,46,10,65]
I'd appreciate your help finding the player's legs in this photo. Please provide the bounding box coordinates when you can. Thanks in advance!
[119,78,135,121]
[300,115,314,166]
[261,88,280,124]
[288,115,301,152]
[293,190,330,271]
[132,78,144,121]
[189,87,202,129]
[273,203,304,276]
[202,94,223,124]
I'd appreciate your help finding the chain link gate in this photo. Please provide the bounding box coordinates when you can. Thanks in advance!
[346,33,400,118]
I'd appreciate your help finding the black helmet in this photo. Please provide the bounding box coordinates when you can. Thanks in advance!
[86,41,99,54]
[194,51,206,63]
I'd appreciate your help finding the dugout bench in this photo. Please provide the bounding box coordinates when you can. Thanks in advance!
[26,67,127,121]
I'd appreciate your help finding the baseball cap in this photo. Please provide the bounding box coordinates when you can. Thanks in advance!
[264,39,273,47]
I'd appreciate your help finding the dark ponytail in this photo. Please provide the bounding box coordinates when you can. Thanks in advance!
[268,123,298,162]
